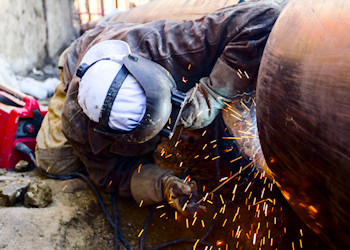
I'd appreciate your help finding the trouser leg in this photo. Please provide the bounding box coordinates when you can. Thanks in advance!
[35,81,82,175]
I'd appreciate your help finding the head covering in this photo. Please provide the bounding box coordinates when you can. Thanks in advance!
[77,40,146,131]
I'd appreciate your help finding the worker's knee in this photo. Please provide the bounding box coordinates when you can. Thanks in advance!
[35,145,82,175]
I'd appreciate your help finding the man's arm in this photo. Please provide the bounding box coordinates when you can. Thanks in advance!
[179,2,281,129]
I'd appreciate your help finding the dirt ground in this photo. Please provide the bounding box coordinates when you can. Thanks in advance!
[0,128,330,250]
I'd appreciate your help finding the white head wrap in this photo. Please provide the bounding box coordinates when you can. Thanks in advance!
[77,40,146,131]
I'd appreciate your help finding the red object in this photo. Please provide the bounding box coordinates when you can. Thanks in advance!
[216,239,225,247]
[0,89,47,170]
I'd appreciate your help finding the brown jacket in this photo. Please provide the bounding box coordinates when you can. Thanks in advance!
[60,1,281,193]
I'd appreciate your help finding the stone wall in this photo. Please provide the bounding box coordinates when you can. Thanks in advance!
[0,0,75,74]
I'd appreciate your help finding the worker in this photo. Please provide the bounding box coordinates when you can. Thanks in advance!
[35,1,281,214]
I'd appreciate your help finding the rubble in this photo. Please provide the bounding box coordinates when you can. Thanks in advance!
[24,181,52,208]
[0,179,30,206]
[15,160,31,173]
[0,169,7,176]
[0,170,116,249]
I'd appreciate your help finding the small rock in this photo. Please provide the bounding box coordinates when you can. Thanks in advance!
[15,160,30,172]
[0,180,29,206]
[24,181,52,208]
[0,168,7,176]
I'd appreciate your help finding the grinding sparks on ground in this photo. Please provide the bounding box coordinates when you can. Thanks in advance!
[253,233,257,245]
[219,177,228,182]
[219,204,226,214]
[216,239,225,248]
[244,71,249,79]
[182,201,188,211]
[203,192,209,202]
[212,156,220,161]
[202,130,207,136]
[222,219,227,227]
[232,208,240,222]
[139,200,143,207]
[192,217,197,226]
[46,166,51,173]
[201,220,205,228]
[186,218,189,228]
[138,229,144,238]
[156,205,164,209]
[62,185,68,191]
[219,194,225,205]
[108,180,112,186]
[244,182,252,192]
[175,140,181,147]
[222,136,241,140]
[188,64,191,70]
[138,164,142,173]
[230,156,242,163]
[193,239,200,249]
[160,213,166,218]
[232,184,238,194]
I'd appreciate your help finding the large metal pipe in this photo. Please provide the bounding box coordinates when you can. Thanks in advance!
[256,0,350,248]
[109,0,239,23]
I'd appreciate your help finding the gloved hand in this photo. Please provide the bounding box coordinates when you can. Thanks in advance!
[162,175,206,215]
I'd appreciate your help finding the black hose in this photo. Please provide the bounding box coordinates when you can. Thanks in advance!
[112,193,119,250]
[140,205,156,250]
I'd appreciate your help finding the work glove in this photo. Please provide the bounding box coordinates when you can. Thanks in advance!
[180,58,248,130]
[162,175,206,215]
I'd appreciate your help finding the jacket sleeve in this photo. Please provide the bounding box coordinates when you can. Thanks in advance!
[180,3,281,129]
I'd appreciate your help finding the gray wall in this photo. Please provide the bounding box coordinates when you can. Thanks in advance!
[0,0,75,74]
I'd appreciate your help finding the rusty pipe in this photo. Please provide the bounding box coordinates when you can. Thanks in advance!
[256,0,350,248]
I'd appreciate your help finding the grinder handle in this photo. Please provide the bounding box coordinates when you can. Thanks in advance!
[0,82,27,100]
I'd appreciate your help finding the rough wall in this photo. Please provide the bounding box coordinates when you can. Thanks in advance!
[0,0,75,74]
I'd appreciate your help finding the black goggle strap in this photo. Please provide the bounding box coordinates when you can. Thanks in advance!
[98,64,130,129]
[76,58,111,78]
